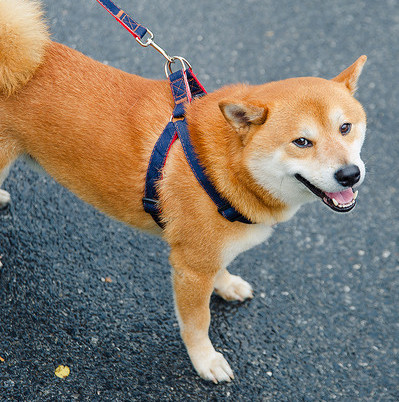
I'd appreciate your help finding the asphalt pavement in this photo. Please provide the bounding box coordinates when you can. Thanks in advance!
[0,0,398,400]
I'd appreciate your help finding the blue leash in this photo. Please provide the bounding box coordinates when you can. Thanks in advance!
[95,0,148,42]
[95,0,254,228]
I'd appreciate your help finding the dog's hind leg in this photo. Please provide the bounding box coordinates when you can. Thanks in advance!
[213,268,254,302]
[0,137,21,209]
[0,165,11,209]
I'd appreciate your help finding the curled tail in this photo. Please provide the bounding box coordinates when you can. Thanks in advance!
[0,0,49,96]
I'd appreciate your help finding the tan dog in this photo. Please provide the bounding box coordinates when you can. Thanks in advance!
[0,0,367,383]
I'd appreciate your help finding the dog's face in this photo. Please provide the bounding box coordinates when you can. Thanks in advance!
[220,56,367,213]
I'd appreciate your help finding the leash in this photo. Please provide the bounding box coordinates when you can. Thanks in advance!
[95,0,253,228]
[95,0,175,63]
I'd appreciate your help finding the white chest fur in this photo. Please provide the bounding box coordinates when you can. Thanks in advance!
[221,224,273,269]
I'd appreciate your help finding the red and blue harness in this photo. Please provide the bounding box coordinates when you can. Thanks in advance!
[96,0,253,228]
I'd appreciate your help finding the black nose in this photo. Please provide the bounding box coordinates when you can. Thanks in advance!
[334,164,361,187]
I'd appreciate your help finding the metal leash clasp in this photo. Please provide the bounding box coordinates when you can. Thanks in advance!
[136,30,192,73]
[135,30,175,63]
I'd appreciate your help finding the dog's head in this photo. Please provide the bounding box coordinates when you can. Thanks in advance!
[219,56,367,213]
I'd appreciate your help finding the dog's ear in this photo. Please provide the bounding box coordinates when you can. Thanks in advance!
[219,101,267,132]
[332,55,367,95]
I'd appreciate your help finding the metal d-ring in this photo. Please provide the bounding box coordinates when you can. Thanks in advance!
[164,56,192,78]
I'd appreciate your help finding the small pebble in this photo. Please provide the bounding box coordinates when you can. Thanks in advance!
[382,250,391,259]
[3,380,15,388]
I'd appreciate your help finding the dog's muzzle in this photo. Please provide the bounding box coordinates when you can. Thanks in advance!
[295,172,359,213]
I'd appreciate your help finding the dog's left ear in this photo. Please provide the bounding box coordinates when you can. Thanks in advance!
[219,101,267,132]
[332,55,367,95]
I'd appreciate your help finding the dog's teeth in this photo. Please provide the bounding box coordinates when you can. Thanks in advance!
[353,190,358,200]
[332,198,339,207]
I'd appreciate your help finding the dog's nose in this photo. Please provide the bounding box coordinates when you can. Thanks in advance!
[334,164,361,187]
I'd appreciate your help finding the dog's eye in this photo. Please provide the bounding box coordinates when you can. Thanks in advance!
[340,123,352,135]
[293,138,313,148]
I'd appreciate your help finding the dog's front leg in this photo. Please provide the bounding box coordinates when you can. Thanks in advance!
[171,250,234,383]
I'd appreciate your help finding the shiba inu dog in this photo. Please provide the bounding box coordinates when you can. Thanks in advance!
[0,0,367,383]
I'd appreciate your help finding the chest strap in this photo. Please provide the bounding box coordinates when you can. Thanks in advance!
[143,68,253,228]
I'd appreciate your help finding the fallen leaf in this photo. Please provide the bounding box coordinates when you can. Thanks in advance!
[0,356,4,362]
[104,276,112,283]
[55,365,70,379]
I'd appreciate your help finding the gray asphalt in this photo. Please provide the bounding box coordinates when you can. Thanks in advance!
[0,0,398,400]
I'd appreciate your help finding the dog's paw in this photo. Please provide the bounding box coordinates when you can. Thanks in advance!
[192,350,234,384]
[214,274,253,302]
[0,189,10,209]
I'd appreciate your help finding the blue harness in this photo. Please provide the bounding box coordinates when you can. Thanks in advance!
[95,0,253,228]
[142,68,253,228]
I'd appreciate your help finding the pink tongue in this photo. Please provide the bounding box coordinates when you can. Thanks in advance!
[325,188,354,204]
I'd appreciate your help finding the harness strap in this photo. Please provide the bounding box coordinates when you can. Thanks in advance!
[143,122,178,228]
[186,69,207,99]
[142,70,205,227]
[168,69,192,118]
[167,68,207,118]
[174,119,253,224]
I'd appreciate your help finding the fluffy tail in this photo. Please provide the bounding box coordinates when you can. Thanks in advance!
[0,0,49,96]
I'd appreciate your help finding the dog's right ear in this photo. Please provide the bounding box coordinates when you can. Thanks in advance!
[219,101,267,132]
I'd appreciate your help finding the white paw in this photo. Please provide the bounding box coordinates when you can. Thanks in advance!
[0,189,10,209]
[215,274,253,302]
[192,350,234,383]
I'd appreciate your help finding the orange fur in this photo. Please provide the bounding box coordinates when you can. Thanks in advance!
[0,0,49,96]
[0,1,367,383]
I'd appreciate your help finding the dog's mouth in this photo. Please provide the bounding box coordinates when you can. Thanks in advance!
[295,174,358,213]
